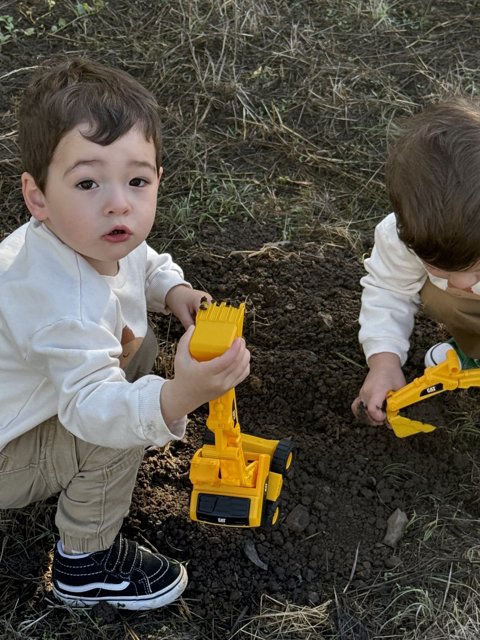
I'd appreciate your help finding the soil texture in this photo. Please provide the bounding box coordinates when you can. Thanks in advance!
[4,218,480,638]
[127,219,480,630]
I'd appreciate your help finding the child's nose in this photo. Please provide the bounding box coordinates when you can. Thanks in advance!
[104,187,130,215]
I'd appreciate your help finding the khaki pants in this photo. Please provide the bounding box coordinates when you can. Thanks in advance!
[0,327,158,553]
[421,279,480,358]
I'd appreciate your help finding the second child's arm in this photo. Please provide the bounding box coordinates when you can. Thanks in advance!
[351,352,406,426]
[353,215,427,426]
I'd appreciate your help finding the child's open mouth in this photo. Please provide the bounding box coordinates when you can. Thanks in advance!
[103,227,132,243]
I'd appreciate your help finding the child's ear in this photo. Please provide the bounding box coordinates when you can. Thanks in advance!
[21,172,48,221]
[158,166,164,181]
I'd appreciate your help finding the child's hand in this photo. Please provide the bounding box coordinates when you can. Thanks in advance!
[351,352,406,426]
[165,285,212,329]
[160,325,251,424]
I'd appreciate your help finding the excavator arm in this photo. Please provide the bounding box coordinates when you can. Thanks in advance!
[386,349,480,437]
[188,300,294,527]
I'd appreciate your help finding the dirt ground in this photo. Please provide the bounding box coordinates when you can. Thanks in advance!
[7,213,479,638]
[129,218,480,634]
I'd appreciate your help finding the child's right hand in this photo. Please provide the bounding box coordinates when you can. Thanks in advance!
[351,352,406,426]
[160,325,251,425]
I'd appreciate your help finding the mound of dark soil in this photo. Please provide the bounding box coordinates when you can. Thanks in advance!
[122,218,480,632]
[4,218,480,638]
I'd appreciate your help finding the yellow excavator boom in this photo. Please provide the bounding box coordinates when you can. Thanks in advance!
[386,349,480,437]
[188,300,294,527]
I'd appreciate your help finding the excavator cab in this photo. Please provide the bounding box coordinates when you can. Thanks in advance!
[188,300,294,527]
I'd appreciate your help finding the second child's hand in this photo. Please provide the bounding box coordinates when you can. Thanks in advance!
[351,352,406,426]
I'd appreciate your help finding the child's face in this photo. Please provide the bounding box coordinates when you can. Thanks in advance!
[425,261,480,292]
[23,124,161,275]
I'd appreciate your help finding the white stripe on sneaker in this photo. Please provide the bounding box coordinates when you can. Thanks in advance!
[55,580,130,593]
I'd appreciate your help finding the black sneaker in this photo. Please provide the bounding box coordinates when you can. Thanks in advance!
[52,535,187,611]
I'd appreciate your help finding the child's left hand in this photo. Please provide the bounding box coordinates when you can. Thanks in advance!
[165,285,212,329]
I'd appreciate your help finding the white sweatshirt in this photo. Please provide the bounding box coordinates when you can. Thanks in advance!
[358,212,480,365]
[0,219,189,450]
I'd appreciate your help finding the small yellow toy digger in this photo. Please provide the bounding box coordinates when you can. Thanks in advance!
[188,300,294,528]
[386,349,480,437]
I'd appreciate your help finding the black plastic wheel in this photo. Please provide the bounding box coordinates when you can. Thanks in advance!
[261,499,280,529]
[270,439,295,475]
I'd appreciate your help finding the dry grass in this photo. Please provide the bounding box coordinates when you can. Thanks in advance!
[344,499,480,639]
[1,0,480,638]
[231,595,333,639]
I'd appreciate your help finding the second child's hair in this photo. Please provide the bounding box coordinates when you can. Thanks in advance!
[386,97,480,271]
[18,57,163,192]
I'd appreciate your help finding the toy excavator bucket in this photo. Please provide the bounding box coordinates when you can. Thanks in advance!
[190,300,245,361]
[386,348,480,437]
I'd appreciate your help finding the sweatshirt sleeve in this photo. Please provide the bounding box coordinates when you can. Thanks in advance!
[144,245,191,313]
[27,318,186,449]
[359,213,428,365]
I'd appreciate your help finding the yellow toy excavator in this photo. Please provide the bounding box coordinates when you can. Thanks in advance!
[386,349,480,437]
[188,300,294,528]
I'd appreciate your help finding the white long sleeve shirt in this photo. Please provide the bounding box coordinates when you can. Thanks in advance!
[0,219,189,450]
[358,212,479,365]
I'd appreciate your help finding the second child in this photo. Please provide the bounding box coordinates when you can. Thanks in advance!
[352,97,480,425]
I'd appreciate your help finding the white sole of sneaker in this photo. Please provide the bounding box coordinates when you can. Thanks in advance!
[52,564,188,611]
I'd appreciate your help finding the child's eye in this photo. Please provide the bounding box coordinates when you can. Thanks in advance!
[76,179,97,190]
[129,177,148,187]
